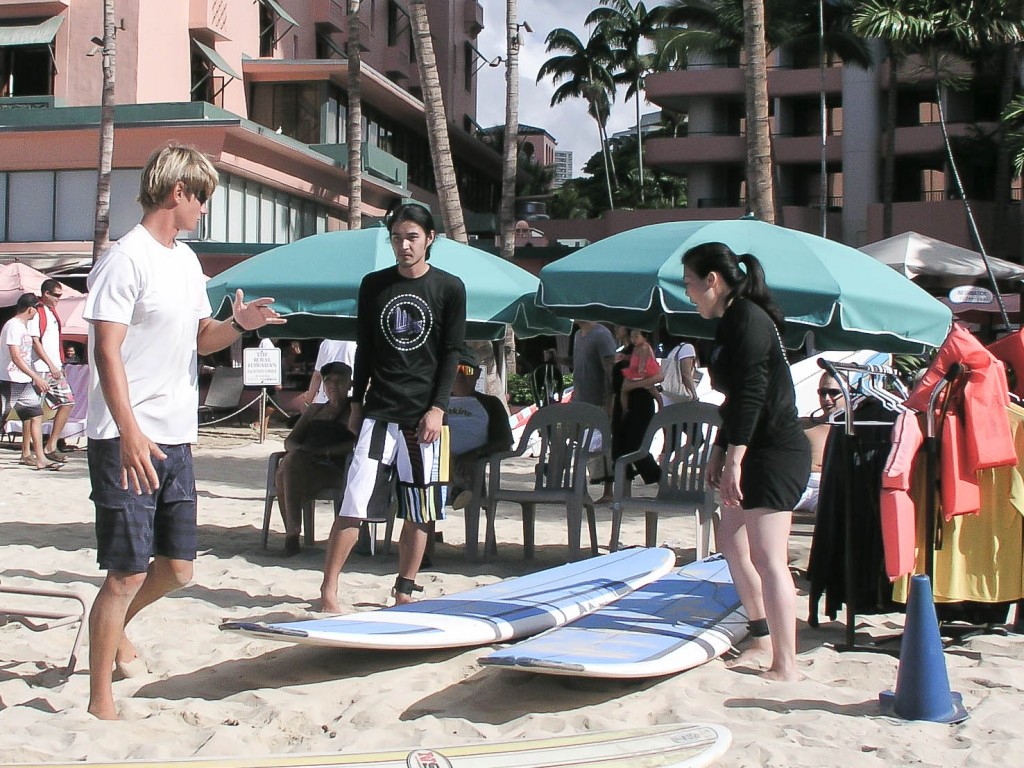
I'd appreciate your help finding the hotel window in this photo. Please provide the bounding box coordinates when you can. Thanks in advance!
[0,16,63,97]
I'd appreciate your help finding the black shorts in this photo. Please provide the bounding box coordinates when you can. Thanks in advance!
[740,432,812,512]
[88,438,199,573]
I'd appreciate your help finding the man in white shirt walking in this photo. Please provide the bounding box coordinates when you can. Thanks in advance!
[1,292,53,470]
[29,278,75,462]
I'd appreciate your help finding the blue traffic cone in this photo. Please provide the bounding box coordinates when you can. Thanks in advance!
[879,575,968,723]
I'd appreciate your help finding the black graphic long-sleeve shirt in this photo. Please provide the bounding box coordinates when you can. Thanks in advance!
[352,265,467,427]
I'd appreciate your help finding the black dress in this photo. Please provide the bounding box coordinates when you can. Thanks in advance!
[708,298,810,510]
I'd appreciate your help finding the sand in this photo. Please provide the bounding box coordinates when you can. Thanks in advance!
[1,426,1022,767]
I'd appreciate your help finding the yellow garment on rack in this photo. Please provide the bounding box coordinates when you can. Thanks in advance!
[893,404,1024,604]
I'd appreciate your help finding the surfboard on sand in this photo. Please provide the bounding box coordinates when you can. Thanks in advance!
[15,723,731,768]
[480,554,747,679]
[220,548,676,651]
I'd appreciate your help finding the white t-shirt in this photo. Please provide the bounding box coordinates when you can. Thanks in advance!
[84,224,212,443]
[1,316,35,383]
[27,304,62,374]
[312,339,357,403]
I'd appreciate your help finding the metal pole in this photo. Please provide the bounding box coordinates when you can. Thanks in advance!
[818,0,827,238]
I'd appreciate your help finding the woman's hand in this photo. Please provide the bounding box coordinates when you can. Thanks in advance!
[718,461,744,508]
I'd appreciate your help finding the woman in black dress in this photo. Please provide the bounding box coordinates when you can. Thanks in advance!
[682,242,810,682]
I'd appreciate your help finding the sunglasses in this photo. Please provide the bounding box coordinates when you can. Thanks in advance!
[818,388,843,398]
[48,291,63,298]
[195,190,209,206]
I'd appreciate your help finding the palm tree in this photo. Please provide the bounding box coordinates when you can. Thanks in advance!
[92,0,116,262]
[408,0,467,242]
[537,28,618,210]
[499,0,520,261]
[853,0,1024,323]
[586,1,669,203]
[742,0,773,222]
[346,0,362,231]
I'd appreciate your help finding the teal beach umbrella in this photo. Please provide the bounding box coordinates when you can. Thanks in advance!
[206,227,571,341]
[538,220,952,353]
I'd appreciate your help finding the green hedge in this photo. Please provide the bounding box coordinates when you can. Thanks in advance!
[506,372,573,406]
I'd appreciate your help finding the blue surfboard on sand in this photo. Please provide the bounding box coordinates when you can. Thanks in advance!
[220,547,676,651]
[480,554,748,678]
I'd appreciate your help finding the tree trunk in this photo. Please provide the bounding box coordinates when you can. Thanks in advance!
[882,50,897,239]
[499,0,519,261]
[742,0,775,223]
[409,0,467,243]
[635,84,645,203]
[346,1,363,230]
[92,0,116,262]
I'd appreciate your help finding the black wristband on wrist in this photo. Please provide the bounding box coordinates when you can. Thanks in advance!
[230,318,246,334]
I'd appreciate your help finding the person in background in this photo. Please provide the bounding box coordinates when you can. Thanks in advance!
[659,338,700,405]
[1,292,55,470]
[303,339,357,407]
[571,321,617,501]
[610,328,662,496]
[64,342,83,365]
[446,350,513,510]
[276,362,355,556]
[29,278,75,463]
[795,372,845,514]
[683,241,810,683]
[319,203,465,611]
[83,144,284,720]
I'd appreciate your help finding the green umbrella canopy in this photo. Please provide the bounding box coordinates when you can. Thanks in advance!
[206,226,571,341]
[538,219,953,353]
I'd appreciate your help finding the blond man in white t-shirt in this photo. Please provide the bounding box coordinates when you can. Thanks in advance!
[83,145,285,721]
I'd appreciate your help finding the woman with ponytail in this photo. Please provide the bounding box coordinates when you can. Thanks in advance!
[682,242,810,682]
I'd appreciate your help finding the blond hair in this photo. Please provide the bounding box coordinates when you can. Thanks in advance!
[138,144,218,212]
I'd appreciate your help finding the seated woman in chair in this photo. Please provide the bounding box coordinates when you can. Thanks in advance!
[276,362,355,556]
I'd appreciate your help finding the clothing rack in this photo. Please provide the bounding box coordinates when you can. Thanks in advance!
[818,358,913,655]
[819,359,1011,652]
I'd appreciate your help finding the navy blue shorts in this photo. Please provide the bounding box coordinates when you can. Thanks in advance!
[88,438,198,573]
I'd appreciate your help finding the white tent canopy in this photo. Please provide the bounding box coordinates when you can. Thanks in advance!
[859,231,1024,282]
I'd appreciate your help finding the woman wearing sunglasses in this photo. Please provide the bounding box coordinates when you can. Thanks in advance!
[795,373,845,514]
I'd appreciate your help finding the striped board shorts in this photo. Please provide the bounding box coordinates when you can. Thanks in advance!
[339,417,450,523]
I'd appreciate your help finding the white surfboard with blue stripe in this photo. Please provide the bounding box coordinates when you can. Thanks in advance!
[221,548,676,650]
[480,554,747,678]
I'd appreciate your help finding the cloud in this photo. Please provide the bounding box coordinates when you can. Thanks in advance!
[475,1,640,178]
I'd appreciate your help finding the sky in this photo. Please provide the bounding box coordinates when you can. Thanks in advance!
[475,1,645,178]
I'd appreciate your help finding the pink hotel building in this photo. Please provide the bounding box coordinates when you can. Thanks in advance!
[0,0,499,275]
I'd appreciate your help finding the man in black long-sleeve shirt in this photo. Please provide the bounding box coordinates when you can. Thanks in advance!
[320,204,466,610]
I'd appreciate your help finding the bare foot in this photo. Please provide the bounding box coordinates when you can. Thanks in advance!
[87,701,119,721]
[317,591,340,614]
[725,636,771,669]
[392,592,416,606]
[762,666,801,682]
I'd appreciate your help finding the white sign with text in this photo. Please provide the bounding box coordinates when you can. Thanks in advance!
[243,347,282,387]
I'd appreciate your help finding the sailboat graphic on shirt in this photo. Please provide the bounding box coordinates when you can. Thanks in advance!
[392,305,425,337]
[383,292,433,351]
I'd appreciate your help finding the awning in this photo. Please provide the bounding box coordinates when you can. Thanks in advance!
[192,38,241,81]
[258,0,299,29]
[0,15,65,47]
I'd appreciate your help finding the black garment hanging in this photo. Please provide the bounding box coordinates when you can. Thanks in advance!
[808,399,900,626]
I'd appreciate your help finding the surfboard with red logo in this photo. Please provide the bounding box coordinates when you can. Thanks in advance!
[19,723,731,768]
